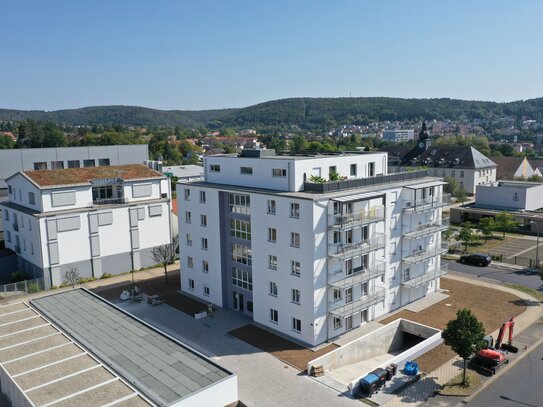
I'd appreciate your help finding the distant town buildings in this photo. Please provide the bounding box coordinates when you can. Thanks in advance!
[382,129,415,142]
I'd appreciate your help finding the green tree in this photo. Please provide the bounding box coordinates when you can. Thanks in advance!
[499,144,515,157]
[0,135,15,149]
[442,308,485,386]
[458,222,478,251]
[495,211,517,238]
[442,226,457,244]
[453,187,467,203]
[477,217,496,243]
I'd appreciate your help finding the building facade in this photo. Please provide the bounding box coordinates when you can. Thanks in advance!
[382,129,415,142]
[1,164,171,288]
[179,150,448,346]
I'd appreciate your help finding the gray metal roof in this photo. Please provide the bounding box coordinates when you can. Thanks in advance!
[31,289,232,407]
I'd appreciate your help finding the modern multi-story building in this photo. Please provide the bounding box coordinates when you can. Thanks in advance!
[179,149,449,346]
[1,164,172,288]
[382,129,415,142]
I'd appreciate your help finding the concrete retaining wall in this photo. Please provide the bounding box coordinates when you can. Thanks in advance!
[0,365,33,407]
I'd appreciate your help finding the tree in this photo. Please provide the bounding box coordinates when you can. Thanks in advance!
[0,135,15,149]
[495,211,517,238]
[442,308,485,386]
[150,238,177,282]
[62,266,81,289]
[442,226,457,244]
[477,217,496,243]
[458,222,478,251]
[453,187,467,203]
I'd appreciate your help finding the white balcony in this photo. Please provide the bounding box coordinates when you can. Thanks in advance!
[329,206,385,229]
[402,243,448,264]
[328,233,385,259]
[402,194,450,213]
[328,287,385,318]
[402,217,450,239]
[328,260,386,288]
[402,264,448,288]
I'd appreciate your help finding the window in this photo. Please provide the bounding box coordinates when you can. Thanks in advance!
[229,194,250,215]
[451,170,455,177]
[83,159,95,167]
[232,267,253,291]
[361,282,368,297]
[185,211,191,223]
[292,318,301,333]
[200,191,206,203]
[240,166,253,175]
[268,255,277,270]
[201,214,207,227]
[188,279,195,290]
[269,282,278,296]
[272,168,287,177]
[92,185,113,202]
[270,308,278,323]
[345,287,353,303]
[333,201,340,215]
[513,192,519,201]
[291,232,300,248]
[202,260,209,273]
[333,288,341,301]
[51,161,64,170]
[346,229,353,244]
[460,171,465,178]
[350,164,357,177]
[31,242,34,255]
[345,203,353,214]
[346,259,353,276]
[67,160,80,168]
[268,227,277,242]
[210,164,221,172]
[28,192,35,205]
[329,166,337,174]
[6,231,11,243]
[186,233,192,246]
[8,186,12,195]
[187,257,193,268]
[361,309,368,323]
[203,286,210,296]
[98,158,110,166]
[291,261,301,276]
[184,189,190,201]
[201,237,208,250]
[230,219,251,240]
[232,244,252,265]
[267,199,276,215]
[291,289,300,304]
[333,317,342,329]
[33,162,47,170]
[3,209,8,221]
[403,268,410,282]
[290,203,300,218]
[368,162,375,177]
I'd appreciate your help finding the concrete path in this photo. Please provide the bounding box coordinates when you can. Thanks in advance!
[381,273,543,407]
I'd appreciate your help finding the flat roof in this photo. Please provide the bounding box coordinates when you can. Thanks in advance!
[31,289,232,406]
[0,301,151,407]
[18,164,164,188]
[208,151,385,161]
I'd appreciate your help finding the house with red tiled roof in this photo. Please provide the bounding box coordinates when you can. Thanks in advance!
[1,164,172,288]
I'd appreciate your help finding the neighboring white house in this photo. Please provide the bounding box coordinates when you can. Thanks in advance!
[179,149,448,346]
[1,164,172,288]
[163,165,204,182]
[475,181,543,211]
[382,129,415,142]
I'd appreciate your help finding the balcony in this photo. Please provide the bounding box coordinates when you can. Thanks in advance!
[402,264,448,288]
[12,223,19,232]
[328,233,385,259]
[92,197,127,206]
[402,243,448,264]
[402,217,450,239]
[329,206,385,229]
[328,260,386,288]
[402,194,450,213]
[328,287,385,318]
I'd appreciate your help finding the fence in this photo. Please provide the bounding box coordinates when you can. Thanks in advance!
[0,278,45,300]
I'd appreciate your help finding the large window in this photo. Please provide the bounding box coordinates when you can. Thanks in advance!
[184,189,190,201]
[187,257,193,268]
[230,219,251,240]
[200,191,206,203]
[92,185,113,202]
[201,237,208,250]
[269,282,278,296]
[229,194,250,215]
[200,214,207,227]
[232,244,252,266]
[350,164,357,177]
[28,192,35,205]
[291,289,300,304]
[333,317,342,329]
[83,159,96,167]
[202,260,209,273]
[98,158,110,166]
[185,211,191,223]
[240,166,253,175]
[51,161,64,170]
[210,164,221,172]
[272,168,287,177]
[232,267,253,291]
[67,160,80,168]
[33,162,47,170]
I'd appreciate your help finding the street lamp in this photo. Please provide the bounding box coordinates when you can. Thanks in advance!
[529,220,540,269]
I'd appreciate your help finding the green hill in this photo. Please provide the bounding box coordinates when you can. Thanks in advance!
[2,97,543,130]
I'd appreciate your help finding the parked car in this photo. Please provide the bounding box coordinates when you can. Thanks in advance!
[459,253,492,266]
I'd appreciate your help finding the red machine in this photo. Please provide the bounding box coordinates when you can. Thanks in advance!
[495,316,517,352]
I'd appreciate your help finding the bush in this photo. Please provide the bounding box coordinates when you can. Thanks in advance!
[50,285,58,290]
[10,271,28,283]
[100,273,113,279]
[27,282,40,294]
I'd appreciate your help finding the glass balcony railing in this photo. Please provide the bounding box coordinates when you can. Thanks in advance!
[402,264,449,288]
[402,243,449,264]
[328,260,386,287]
[328,287,385,318]
[328,233,385,259]
[402,194,450,212]
[92,197,127,205]
[402,217,450,239]
[329,206,385,229]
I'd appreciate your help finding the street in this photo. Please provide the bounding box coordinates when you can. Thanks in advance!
[447,261,543,291]
[466,340,543,407]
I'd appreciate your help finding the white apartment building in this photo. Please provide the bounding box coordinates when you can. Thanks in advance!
[382,129,415,142]
[1,164,172,288]
[179,150,449,346]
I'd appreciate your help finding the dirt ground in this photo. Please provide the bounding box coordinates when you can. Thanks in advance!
[229,324,338,371]
[379,277,527,373]
[92,269,209,316]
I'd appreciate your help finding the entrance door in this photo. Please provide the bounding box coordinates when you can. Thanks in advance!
[233,291,244,312]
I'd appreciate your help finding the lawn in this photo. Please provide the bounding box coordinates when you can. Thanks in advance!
[436,370,482,397]
[379,277,526,373]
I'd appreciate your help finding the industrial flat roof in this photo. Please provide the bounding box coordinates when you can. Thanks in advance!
[0,301,151,407]
[31,289,232,406]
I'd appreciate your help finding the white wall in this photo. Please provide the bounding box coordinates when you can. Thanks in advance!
[5,174,43,212]
[173,375,238,407]
[476,182,543,211]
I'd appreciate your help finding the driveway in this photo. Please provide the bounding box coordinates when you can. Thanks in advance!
[116,300,359,407]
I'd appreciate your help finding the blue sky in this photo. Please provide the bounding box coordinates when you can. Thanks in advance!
[1,0,542,110]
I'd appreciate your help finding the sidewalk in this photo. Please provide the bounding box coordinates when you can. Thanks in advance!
[381,273,543,407]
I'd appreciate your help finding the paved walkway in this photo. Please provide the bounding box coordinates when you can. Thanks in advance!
[381,273,543,407]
